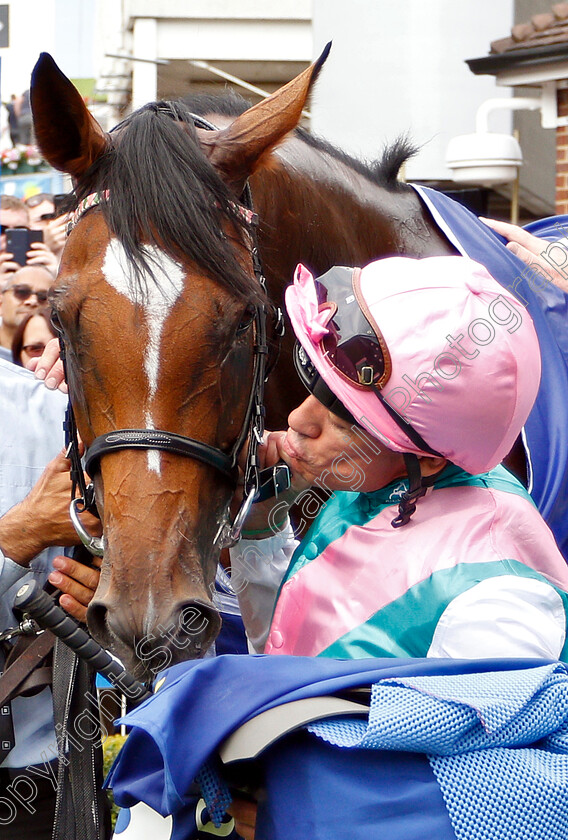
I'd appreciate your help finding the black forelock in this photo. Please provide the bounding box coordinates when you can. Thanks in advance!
[71,99,263,303]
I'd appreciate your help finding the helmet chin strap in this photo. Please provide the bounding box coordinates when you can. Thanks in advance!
[391,453,441,528]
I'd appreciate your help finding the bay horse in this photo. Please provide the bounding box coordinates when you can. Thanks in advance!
[30,48,463,680]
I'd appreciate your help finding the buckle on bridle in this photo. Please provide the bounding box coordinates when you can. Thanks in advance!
[69,498,104,556]
[214,486,257,550]
[214,461,291,549]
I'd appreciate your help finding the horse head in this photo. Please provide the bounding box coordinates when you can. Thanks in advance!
[31,47,329,679]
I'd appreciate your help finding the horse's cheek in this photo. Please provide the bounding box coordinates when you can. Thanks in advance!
[218,339,252,438]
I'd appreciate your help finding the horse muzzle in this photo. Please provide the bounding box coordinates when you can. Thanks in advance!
[87,596,222,681]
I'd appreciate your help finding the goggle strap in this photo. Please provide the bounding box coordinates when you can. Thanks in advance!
[310,376,357,425]
[294,342,441,458]
[372,385,442,459]
[294,342,357,425]
[391,453,428,528]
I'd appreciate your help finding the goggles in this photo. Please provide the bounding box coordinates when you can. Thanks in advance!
[2,284,49,303]
[314,266,391,390]
[300,264,442,458]
[293,342,356,425]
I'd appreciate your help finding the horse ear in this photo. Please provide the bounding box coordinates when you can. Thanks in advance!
[31,52,109,179]
[200,42,331,194]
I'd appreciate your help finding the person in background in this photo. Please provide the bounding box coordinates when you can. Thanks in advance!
[16,91,32,146]
[25,194,54,228]
[0,195,29,237]
[0,265,53,362]
[0,196,58,278]
[0,105,11,154]
[5,96,20,147]
[25,194,67,266]
[0,356,102,839]
[11,309,57,368]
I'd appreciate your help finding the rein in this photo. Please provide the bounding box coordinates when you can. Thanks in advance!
[62,114,287,556]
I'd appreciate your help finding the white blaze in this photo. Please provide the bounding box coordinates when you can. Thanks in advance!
[102,239,185,472]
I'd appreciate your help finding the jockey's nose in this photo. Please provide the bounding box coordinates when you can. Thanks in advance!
[288,395,327,438]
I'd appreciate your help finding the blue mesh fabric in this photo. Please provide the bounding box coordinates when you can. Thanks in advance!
[308,663,568,840]
[430,749,568,840]
[194,762,231,828]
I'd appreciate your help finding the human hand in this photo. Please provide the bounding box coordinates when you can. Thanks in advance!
[25,240,58,273]
[48,554,101,623]
[0,448,100,567]
[27,336,67,392]
[480,217,568,294]
[42,215,67,257]
[232,430,309,539]
[227,798,257,840]
[238,430,307,493]
[0,250,20,277]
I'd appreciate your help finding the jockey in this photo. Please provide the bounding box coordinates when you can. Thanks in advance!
[230,254,568,660]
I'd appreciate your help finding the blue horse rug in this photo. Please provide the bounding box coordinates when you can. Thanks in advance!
[106,654,568,840]
[414,187,568,560]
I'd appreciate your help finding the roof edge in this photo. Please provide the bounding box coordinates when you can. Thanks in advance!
[468,42,568,75]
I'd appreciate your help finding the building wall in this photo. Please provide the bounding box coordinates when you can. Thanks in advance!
[0,0,99,101]
[1,1,556,216]
[511,0,557,216]
[556,87,568,213]
[121,0,312,110]
[124,0,311,22]
[1,0,57,100]
[311,0,515,182]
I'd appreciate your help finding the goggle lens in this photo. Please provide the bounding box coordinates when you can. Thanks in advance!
[293,343,356,425]
[313,266,390,389]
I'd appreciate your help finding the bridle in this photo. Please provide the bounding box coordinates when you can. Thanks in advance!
[62,112,289,557]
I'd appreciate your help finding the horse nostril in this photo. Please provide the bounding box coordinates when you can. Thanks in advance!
[173,601,221,655]
[86,598,222,680]
[87,600,111,647]
[179,601,217,635]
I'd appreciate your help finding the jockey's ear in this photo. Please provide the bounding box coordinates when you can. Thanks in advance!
[417,455,448,478]
[31,53,109,180]
[198,42,331,196]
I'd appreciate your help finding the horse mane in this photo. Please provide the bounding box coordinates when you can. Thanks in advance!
[182,91,418,192]
[296,129,417,192]
[72,100,262,302]
[181,89,251,119]
[70,91,416,300]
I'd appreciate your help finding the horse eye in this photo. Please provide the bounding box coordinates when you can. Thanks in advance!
[236,306,255,335]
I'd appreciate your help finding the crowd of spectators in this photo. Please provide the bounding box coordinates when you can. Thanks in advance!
[0,193,67,366]
[3,91,33,147]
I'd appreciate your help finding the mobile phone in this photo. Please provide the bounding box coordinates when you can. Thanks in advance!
[6,228,44,266]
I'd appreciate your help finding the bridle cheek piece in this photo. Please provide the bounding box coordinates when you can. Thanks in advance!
[62,114,288,557]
